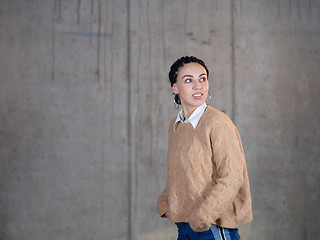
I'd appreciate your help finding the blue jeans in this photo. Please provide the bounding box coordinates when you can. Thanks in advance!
[175,222,240,240]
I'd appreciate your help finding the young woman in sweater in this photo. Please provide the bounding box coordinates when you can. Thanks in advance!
[157,56,252,240]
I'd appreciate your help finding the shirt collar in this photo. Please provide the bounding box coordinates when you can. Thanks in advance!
[174,102,207,132]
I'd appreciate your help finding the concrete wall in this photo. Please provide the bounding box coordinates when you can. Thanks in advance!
[0,0,319,239]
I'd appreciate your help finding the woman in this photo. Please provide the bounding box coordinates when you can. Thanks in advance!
[157,56,252,240]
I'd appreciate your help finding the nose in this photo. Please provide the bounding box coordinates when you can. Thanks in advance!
[193,81,202,89]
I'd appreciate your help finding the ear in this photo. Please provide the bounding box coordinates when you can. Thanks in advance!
[172,83,179,94]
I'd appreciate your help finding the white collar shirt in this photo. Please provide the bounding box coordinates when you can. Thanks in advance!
[174,102,208,132]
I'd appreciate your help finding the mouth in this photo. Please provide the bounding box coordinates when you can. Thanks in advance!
[192,93,203,99]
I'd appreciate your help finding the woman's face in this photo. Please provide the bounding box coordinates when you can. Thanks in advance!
[172,62,209,117]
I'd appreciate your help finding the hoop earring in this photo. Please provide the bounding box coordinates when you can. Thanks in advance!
[174,100,179,109]
[173,94,181,109]
[175,94,181,105]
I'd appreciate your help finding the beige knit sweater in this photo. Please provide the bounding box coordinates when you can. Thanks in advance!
[157,106,252,232]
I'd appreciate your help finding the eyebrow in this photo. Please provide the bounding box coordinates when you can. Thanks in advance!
[182,73,207,79]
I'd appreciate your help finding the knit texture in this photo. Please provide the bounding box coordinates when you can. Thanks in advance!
[157,106,252,232]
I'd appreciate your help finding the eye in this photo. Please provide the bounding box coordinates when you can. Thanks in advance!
[185,78,192,83]
[200,77,207,82]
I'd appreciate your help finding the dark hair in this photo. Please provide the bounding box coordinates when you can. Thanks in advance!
[168,56,209,87]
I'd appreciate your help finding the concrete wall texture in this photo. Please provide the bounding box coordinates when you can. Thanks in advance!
[0,0,319,239]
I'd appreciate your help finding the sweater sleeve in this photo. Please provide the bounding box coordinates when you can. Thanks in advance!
[157,185,169,218]
[189,118,246,232]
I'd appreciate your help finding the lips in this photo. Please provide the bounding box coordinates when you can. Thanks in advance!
[192,93,203,99]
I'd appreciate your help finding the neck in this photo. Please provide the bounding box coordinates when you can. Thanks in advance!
[182,106,197,120]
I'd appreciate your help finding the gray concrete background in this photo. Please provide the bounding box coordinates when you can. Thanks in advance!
[0,0,319,239]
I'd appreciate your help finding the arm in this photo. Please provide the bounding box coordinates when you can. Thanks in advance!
[189,120,246,231]
[157,185,169,218]
[157,120,175,218]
